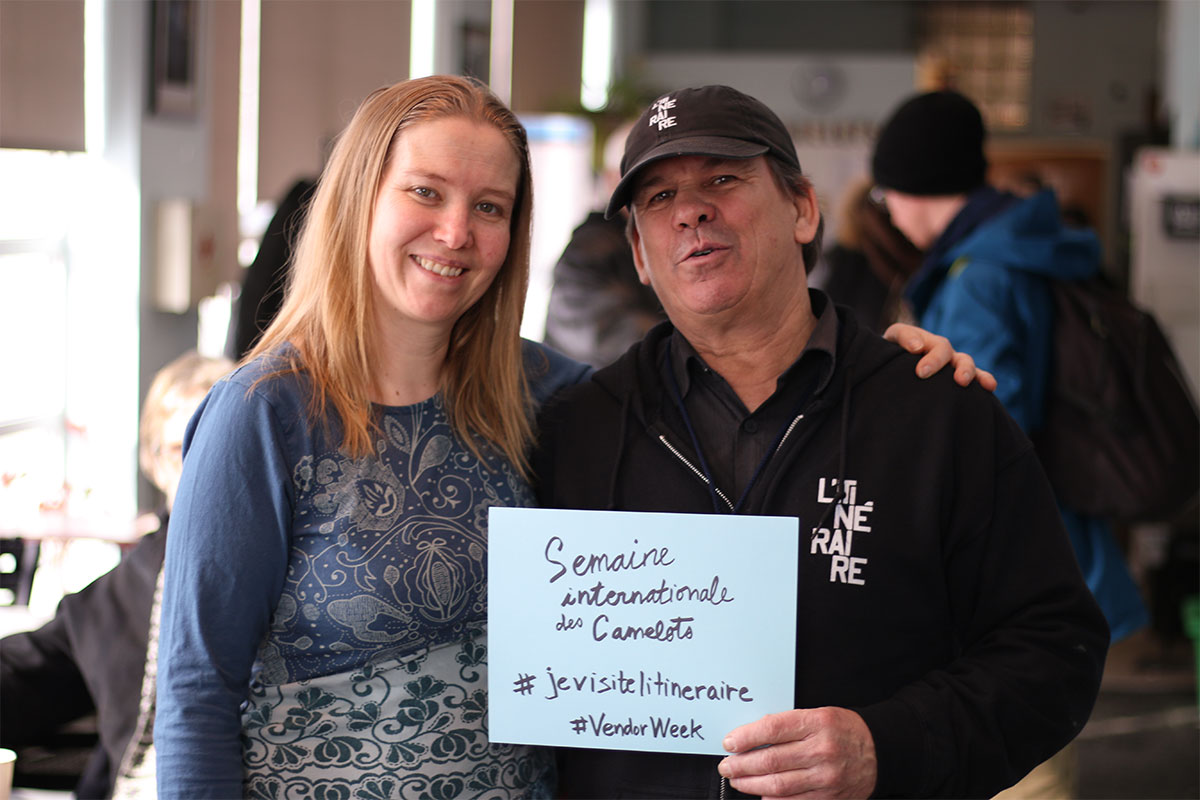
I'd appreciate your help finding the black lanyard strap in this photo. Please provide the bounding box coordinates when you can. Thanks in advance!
[664,347,806,515]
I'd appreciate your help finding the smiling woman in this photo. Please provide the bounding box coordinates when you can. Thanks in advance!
[152,76,591,800]
[366,117,519,366]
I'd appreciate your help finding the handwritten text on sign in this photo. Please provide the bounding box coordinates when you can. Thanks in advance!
[488,508,799,755]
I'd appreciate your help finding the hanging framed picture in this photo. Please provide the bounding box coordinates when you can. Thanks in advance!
[150,0,197,118]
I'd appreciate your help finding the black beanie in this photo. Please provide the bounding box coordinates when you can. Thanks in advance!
[871,90,987,196]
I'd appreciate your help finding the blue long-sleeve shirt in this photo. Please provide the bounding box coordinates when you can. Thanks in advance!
[154,341,588,798]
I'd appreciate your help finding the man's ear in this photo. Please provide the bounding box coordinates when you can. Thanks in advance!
[629,216,653,286]
[793,185,821,246]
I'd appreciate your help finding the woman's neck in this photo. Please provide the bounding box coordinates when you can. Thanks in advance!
[369,322,450,406]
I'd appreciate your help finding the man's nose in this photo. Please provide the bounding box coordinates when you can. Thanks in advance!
[672,189,714,229]
[434,205,473,249]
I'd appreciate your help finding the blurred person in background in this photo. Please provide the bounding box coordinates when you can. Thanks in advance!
[543,120,664,367]
[809,177,923,334]
[871,89,1147,799]
[229,178,317,360]
[871,89,1147,646]
[0,351,232,799]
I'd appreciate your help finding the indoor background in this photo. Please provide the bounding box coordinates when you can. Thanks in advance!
[1,1,1197,796]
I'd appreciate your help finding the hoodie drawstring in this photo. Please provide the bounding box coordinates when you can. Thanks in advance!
[605,389,634,510]
[812,359,855,534]
[663,347,811,515]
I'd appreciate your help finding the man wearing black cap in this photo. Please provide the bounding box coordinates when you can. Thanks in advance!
[534,85,1108,798]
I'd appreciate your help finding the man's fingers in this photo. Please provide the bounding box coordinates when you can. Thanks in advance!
[720,745,857,799]
[915,340,953,379]
[721,741,813,777]
[719,741,821,797]
[724,710,814,754]
[949,351,976,386]
[721,708,878,799]
[883,322,929,353]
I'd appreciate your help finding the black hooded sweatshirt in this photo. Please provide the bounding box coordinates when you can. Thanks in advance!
[533,304,1108,799]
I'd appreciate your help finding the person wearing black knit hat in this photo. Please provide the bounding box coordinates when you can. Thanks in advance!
[537,84,1107,800]
[871,90,987,198]
[872,89,1149,798]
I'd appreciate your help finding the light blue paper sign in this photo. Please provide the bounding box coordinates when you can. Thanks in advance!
[488,507,799,756]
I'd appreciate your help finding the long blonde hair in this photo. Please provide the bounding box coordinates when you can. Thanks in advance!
[246,75,535,477]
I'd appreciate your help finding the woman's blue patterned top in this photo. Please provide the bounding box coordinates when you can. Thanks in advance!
[154,341,589,798]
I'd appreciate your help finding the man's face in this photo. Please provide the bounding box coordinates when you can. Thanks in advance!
[627,155,819,331]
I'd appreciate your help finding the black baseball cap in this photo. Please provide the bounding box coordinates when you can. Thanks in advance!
[605,85,801,219]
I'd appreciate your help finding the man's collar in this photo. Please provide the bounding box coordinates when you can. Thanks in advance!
[668,289,838,398]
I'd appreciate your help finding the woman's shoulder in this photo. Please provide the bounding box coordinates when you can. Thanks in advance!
[187,349,327,460]
[206,348,314,420]
[225,346,306,390]
[521,339,593,407]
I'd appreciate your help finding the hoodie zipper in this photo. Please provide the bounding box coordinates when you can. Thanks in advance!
[655,431,736,800]
[656,411,806,516]
[656,407,809,798]
[776,413,805,450]
[657,435,735,511]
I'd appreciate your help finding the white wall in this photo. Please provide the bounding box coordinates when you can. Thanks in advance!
[1164,0,1200,149]
[258,0,412,207]
[638,54,916,128]
[0,0,85,151]
[521,114,595,341]
[635,54,915,244]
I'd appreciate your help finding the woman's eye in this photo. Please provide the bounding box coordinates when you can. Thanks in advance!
[477,201,504,216]
[412,186,437,199]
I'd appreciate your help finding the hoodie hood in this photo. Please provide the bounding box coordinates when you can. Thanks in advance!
[590,295,904,428]
[907,188,1101,316]
[586,296,911,513]
[948,189,1100,280]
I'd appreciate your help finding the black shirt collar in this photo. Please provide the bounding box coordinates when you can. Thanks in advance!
[667,289,839,407]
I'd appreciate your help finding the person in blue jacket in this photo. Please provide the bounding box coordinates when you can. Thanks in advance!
[871,89,1147,645]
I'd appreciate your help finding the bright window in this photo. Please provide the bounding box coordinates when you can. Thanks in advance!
[0,148,137,611]
[918,1,1033,131]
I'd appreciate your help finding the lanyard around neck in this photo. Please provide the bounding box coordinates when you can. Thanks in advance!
[664,346,805,515]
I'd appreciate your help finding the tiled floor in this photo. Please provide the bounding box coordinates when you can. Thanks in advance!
[1076,630,1199,800]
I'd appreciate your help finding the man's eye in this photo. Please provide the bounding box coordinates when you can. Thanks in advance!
[711,175,736,186]
[647,190,673,205]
